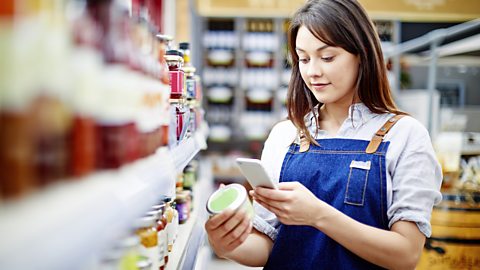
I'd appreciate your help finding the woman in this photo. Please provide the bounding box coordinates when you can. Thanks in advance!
[205,0,442,269]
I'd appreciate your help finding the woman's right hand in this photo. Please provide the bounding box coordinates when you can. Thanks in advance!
[205,208,253,258]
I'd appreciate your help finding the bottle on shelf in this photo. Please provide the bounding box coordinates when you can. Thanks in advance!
[145,209,166,270]
[134,216,160,270]
[163,196,178,253]
[175,191,190,224]
[117,235,141,270]
[152,202,169,266]
[165,50,185,100]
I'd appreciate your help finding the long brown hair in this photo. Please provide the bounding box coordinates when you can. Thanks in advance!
[287,0,404,144]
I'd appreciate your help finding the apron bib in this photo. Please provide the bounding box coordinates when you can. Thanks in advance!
[264,138,389,270]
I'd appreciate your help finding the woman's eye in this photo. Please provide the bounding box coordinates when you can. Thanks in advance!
[299,58,309,64]
[321,56,334,62]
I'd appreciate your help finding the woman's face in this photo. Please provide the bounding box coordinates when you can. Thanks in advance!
[295,25,360,106]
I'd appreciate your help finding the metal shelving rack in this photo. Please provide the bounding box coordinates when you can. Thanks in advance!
[198,16,288,146]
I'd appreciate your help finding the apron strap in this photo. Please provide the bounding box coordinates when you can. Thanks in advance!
[365,114,405,154]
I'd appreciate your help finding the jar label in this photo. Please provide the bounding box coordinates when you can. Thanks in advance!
[186,79,195,99]
[177,202,189,222]
[169,71,185,98]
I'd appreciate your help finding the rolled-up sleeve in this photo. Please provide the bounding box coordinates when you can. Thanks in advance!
[386,118,443,237]
[253,201,281,241]
[252,120,296,240]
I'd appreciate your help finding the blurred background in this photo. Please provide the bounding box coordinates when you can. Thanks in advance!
[0,0,479,269]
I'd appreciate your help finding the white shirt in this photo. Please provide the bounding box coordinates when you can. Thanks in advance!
[253,103,443,240]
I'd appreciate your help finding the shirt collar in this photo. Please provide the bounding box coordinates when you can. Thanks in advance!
[304,103,377,136]
[348,103,377,125]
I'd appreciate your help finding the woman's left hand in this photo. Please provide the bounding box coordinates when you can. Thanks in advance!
[250,181,325,226]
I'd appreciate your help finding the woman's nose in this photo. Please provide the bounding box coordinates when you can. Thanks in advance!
[307,60,322,78]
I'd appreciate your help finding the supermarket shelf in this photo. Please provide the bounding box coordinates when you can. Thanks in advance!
[166,160,214,270]
[173,123,209,174]
[0,131,207,270]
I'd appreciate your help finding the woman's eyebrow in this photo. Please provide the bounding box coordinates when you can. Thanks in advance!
[295,45,330,52]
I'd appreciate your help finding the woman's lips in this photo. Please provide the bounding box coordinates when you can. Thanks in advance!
[311,83,330,91]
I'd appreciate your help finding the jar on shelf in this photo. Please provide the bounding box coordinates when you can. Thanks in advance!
[134,216,160,270]
[95,72,140,169]
[176,173,184,190]
[117,235,140,270]
[145,209,166,270]
[0,110,35,199]
[30,94,72,187]
[178,42,191,66]
[171,200,179,244]
[163,197,178,252]
[186,189,194,214]
[164,50,185,99]
[183,164,196,191]
[175,191,189,224]
[152,202,169,265]
[136,256,153,270]
[183,66,196,101]
[70,11,103,178]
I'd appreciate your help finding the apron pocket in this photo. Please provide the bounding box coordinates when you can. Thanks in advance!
[344,160,371,206]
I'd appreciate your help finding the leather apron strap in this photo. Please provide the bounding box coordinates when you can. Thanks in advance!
[365,114,405,154]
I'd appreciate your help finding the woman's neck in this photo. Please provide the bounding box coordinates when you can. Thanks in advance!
[320,103,351,127]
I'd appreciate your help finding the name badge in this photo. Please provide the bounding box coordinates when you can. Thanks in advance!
[349,160,371,170]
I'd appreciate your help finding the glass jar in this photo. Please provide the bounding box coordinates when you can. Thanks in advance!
[136,255,153,270]
[145,209,165,270]
[152,203,168,265]
[96,121,139,169]
[71,116,96,177]
[163,197,177,252]
[118,235,140,270]
[175,192,189,224]
[171,201,179,244]
[178,42,191,66]
[134,216,159,270]
[30,95,72,186]
[183,164,195,191]
[0,111,35,199]
[165,50,184,99]
[176,173,184,190]
[183,66,196,101]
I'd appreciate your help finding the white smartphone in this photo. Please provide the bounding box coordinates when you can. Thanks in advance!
[235,158,277,189]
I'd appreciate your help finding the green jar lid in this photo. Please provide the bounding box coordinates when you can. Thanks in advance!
[206,184,247,215]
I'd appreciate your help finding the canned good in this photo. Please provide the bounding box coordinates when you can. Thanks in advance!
[206,184,254,218]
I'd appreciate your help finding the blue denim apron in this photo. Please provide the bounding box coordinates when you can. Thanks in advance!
[264,138,390,270]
